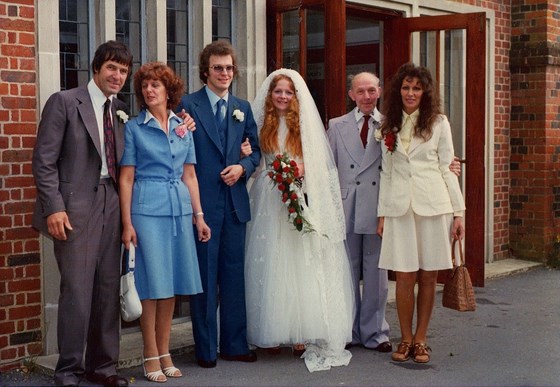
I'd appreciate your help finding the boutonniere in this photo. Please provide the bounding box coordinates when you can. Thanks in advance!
[116,110,129,123]
[374,128,383,142]
[232,109,245,122]
[384,131,398,154]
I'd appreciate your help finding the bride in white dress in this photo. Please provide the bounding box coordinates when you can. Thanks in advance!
[245,68,354,372]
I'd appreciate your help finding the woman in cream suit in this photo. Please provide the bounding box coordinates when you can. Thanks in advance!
[376,63,465,364]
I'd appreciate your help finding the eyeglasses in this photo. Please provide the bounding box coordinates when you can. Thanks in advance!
[209,65,236,73]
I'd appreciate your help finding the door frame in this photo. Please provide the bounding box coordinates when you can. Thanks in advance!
[384,12,487,286]
[265,2,487,286]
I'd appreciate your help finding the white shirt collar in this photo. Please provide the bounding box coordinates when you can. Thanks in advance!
[353,107,382,123]
[87,79,113,110]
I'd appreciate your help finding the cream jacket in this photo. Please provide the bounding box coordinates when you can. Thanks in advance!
[377,114,466,217]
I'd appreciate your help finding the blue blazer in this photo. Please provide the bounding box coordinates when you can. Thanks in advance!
[177,87,261,223]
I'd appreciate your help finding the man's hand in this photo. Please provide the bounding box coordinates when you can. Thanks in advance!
[449,156,462,177]
[47,211,73,240]
[220,165,244,186]
[176,109,196,131]
[240,137,252,158]
[376,216,384,238]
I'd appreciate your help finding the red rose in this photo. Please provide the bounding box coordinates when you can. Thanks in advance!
[283,166,290,173]
[272,160,281,169]
[288,207,296,213]
[290,192,298,200]
[296,217,303,224]
[290,160,297,167]
[267,171,274,178]
[278,184,285,191]
[286,178,293,184]
[275,175,283,183]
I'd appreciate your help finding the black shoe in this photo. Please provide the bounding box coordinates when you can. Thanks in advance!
[372,341,393,353]
[219,350,257,362]
[85,373,128,386]
[197,359,217,368]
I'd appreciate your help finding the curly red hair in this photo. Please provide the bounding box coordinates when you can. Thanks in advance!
[259,74,302,158]
[133,62,185,110]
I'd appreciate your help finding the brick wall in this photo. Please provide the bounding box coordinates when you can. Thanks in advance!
[509,1,560,261]
[450,0,512,260]
[0,0,41,371]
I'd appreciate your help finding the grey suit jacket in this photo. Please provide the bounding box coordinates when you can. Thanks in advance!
[32,86,126,240]
[328,109,382,234]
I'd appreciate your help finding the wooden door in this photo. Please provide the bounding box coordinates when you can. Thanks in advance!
[384,13,487,286]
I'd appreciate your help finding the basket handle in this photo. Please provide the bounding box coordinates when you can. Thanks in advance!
[451,238,465,267]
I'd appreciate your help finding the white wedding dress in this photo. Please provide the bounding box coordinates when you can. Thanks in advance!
[246,82,354,372]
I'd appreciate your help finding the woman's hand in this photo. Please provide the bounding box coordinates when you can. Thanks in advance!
[195,216,211,242]
[121,224,137,249]
[240,137,252,158]
[297,163,305,178]
[452,216,464,240]
[376,216,384,238]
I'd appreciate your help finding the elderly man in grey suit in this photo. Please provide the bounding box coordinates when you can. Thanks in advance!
[327,72,392,352]
[32,41,132,386]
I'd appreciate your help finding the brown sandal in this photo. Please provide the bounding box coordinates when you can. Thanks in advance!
[391,342,413,362]
[412,343,432,363]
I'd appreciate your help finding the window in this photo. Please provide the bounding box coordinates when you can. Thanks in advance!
[167,0,189,88]
[212,0,231,41]
[59,0,90,90]
[116,0,144,115]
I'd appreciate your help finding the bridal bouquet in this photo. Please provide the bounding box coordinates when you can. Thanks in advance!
[267,153,314,233]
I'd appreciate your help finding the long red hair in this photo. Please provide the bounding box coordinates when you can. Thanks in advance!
[259,74,302,158]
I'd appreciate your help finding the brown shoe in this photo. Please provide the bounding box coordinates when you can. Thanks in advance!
[391,342,413,362]
[412,343,432,363]
[292,344,306,357]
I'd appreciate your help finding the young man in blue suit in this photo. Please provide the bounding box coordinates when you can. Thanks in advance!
[328,72,392,353]
[177,40,261,368]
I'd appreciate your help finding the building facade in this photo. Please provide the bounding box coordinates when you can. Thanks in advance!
[0,0,558,371]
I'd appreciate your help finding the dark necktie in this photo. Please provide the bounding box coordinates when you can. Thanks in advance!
[215,99,226,127]
[360,114,370,148]
[103,98,117,182]
[215,99,226,148]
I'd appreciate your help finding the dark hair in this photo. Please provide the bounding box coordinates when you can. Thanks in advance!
[198,40,238,84]
[133,62,185,110]
[91,40,133,74]
[380,63,441,140]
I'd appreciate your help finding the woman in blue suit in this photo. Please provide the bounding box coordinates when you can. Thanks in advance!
[120,62,210,383]
[377,63,465,364]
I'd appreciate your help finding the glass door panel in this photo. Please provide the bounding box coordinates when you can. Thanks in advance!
[305,7,325,119]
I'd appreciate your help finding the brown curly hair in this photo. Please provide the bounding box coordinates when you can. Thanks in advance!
[259,74,302,159]
[380,63,442,141]
[198,40,238,84]
[133,62,185,110]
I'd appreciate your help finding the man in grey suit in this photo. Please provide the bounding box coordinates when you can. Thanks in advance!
[327,72,392,352]
[32,41,132,386]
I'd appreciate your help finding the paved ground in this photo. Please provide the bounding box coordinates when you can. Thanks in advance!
[2,266,559,386]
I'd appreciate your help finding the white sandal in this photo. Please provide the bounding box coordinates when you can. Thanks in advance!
[143,356,167,383]
[159,353,182,378]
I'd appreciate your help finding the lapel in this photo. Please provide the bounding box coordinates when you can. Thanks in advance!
[112,99,126,162]
[76,87,102,158]
[359,118,382,173]
[339,113,365,165]
[226,96,243,156]
[406,133,424,156]
[193,89,224,155]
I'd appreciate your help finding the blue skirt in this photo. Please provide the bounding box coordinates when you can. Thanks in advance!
[132,214,203,300]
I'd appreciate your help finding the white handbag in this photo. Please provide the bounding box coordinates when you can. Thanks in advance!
[120,244,142,322]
